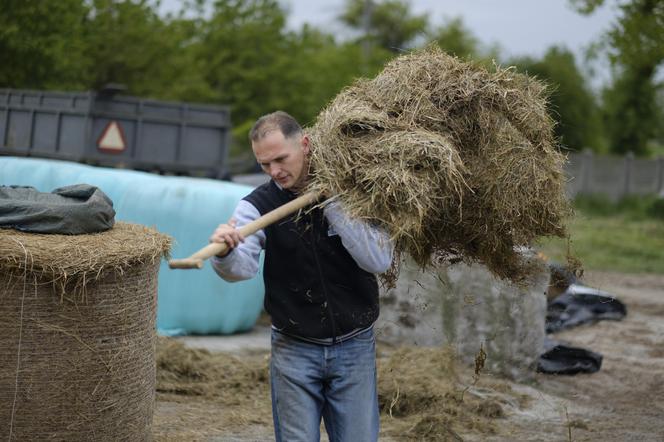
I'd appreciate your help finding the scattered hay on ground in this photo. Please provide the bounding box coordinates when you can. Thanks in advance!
[377,346,504,439]
[155,337,272,432]
[156,336,269,400]
[155,339,514,440]
[307,46,572,285]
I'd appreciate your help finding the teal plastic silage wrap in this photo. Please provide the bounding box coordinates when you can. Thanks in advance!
[0,157,264,335]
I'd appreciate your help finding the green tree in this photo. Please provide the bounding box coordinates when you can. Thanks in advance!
[0,0,212,99]
[656,88,664,152]
[275,26,387,127]
[193,0,386,157]
[82,0,186,96]
[195,0,291,124]
[512,47,605,152]
[430,17,479,59]
[0,0,89,89]
[340,0,428,52]
[571,0,664,155]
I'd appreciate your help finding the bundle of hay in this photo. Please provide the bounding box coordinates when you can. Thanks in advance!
[308,46,571,284]
[0,222,170,441]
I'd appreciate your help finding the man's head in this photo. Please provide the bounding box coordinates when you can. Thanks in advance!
[249,111,310,191]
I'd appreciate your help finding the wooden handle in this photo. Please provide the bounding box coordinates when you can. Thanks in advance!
[168,191,320,269]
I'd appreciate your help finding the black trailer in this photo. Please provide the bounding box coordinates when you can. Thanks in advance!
[0,87,231,178]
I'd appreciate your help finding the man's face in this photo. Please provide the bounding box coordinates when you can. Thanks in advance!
[252,130,310,191]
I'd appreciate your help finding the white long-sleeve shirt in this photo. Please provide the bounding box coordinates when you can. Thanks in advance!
[211,199,393,281]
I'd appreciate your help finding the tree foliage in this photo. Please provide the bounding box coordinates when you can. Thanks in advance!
[339,0,428,52]
[430,17,479,59]
[2,0,639,162]
[0,0,89,89]
[83,0,188,95]
[512,47,605,151]
[196,0,290,123]
[571,0,664,155]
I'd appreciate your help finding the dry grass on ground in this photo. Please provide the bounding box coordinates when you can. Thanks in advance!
[154,339,521,441]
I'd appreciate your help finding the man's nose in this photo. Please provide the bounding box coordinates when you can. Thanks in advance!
[268,165,281,177]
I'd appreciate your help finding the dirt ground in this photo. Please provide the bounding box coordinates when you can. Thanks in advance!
[153,270,664,441]
[480,271,664,442]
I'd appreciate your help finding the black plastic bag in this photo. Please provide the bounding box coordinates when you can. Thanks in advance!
[538,339,603,375]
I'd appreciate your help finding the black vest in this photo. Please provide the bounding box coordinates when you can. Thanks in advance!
[244,181,379,340]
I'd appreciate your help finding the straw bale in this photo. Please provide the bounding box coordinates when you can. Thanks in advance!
[307,46,571,284]
[0,222,170,441]
[0,221,171,300]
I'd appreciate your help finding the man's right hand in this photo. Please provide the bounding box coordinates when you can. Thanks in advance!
[209,218,245,257]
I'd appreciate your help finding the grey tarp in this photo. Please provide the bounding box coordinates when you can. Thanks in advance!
[0,184,115,234]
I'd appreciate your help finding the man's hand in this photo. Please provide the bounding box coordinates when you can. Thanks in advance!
[209,218,245,257]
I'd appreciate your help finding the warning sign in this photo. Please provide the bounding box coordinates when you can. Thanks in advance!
[97,121,126,153]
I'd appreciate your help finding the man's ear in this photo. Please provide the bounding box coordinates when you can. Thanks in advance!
[301,134,310,155]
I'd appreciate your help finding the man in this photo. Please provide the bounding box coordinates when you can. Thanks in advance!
[210,111,393,442]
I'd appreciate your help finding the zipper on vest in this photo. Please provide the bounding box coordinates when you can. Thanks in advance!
[310,217,338,343]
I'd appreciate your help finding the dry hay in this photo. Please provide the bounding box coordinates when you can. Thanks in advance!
[377,346,506,440]
[154,339,511,440]
[156,337,269,401]
[0,221,171,300]
[0,222,171,441]
[155,337,272,434]
[307,46,572,285]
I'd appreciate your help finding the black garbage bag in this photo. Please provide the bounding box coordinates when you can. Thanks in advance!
[537,339,603,375]
[0,184,115,234]
[546,284,627,334]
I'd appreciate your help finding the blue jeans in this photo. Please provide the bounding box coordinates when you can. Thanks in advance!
[270,328,379,442]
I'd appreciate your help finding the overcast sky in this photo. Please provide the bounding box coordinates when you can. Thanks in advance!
[163,0,618,57]
[282,0,618,58]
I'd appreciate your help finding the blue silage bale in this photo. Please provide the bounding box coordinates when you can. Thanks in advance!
[0,156,264,335]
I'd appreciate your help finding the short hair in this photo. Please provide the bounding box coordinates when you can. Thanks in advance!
[249,111,302,142]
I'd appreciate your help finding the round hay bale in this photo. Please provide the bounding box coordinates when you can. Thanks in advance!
[307,46,571,284]
[0,222,171,441]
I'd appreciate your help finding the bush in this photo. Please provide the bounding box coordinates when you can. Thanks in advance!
[572,194,614,217]
[573,194,664,220]
[647,197,664,220]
